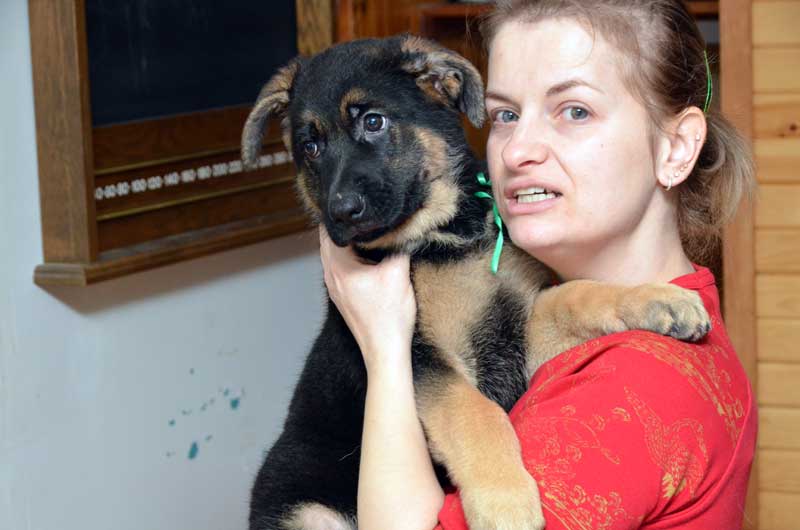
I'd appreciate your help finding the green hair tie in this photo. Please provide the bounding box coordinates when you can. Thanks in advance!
[474,172,504,275]
[703,50,713,113]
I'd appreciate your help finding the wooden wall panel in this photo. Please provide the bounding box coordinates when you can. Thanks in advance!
[756,229,800,272]
[753,94,800,144]
[758,363,800,406]
[755,138,800,183]
[759,407,800,450]
[758,318,800,362]
[756,186,800,227]
[750,0,800,527]
[760,492,800,530]
[759,450,800,493]
[753,48,800,92]
[757,275,800,317]
[753,2,800,46]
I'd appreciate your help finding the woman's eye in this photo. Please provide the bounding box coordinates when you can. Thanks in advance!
[363,113,386,133]
[303,141,320,159]
[562,106,590,121]
[495,110,518,123]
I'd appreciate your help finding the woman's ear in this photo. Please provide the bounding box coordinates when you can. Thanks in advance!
[656,106,707,191]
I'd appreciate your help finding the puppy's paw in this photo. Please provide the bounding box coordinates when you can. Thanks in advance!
[461,473,545,530]
[623,284,711,342]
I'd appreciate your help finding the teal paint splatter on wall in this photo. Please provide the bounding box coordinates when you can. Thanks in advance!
[230,397,240,410]
[205,434,213,442]
[189,368,195,375]
[168,419,176,427]
[188,442,199,460]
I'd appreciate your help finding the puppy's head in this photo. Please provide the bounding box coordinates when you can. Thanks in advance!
[242,35,485,250]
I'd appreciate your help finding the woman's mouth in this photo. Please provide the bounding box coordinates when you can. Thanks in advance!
[513,186,562,204]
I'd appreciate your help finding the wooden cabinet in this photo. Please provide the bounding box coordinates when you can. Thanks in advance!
[29,0,334,286]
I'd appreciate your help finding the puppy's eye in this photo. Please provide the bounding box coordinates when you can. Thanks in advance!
[363,113,386,133]
[303,141,320,159]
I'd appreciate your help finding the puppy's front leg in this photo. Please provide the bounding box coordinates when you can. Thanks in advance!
[528,280,711,364]
[417,372,545,530]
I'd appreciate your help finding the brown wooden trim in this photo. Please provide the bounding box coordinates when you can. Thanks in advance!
[297,0,334,55]
[92,106,284,173]
[335,0,357,41]
[34,210,311,286]
[720,0,758,528]
[29,0,98,263]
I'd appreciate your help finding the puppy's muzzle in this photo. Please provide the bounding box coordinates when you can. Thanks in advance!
[329,192,366,224]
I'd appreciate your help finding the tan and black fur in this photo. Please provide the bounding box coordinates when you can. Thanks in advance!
[242,35,710,530]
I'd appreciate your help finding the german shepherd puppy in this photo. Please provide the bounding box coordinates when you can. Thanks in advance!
[241,35,710,530]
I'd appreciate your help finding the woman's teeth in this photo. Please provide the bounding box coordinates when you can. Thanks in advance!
[515,187,558,203]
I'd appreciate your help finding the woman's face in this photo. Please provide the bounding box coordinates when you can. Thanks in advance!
[486,19,663,265]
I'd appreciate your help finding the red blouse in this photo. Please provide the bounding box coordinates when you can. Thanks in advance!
[437,266,757,529]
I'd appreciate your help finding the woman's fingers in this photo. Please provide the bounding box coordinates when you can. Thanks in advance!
[317,226,416,368]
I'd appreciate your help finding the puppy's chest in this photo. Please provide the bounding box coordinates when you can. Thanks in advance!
[411,246,547,375]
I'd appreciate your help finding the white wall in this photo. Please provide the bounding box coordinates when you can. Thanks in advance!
[0,1,326,529]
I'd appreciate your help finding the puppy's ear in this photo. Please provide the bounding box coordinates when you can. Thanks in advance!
[400,35,485,128]
[241,59,302,170]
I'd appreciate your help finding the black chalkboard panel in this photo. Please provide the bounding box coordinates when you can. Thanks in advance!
[86,0,298,126]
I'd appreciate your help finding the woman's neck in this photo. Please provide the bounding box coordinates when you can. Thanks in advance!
[541,204,695,286]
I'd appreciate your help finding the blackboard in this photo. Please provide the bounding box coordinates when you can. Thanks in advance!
[86,0,298,126]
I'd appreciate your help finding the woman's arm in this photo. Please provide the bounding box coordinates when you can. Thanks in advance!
[319,229,444,530]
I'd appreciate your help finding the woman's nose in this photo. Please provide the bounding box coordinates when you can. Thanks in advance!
[502,125,548,171]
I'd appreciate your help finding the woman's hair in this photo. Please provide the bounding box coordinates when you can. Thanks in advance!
[480,0,756,265]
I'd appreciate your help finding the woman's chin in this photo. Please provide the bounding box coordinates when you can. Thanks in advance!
[507,224,565,256]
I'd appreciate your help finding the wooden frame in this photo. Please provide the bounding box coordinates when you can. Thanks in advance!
[720,0,758,527]
[29,0,332,286]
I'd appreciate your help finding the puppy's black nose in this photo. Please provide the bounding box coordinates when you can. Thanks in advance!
[329,193,366,224]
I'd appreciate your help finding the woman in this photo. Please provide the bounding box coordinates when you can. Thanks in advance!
[321,1,757,528]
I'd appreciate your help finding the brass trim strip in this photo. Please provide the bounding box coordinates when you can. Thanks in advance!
[96,175,297,222]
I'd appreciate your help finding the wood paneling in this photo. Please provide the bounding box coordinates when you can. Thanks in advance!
[754,48,800,92]
[760,492,800,530]
[721,0,759,524]
[756,186,800,227]
[753,95,800,141]
[297,0,334,54]
[757,275,800,317]
[754,138,800,183]
[760,407,800,450]
[28,0,97,263]
[34,211,309,286]
[756,229,800,272]
[753,2,800,46]
[758,318,800,362]
[92,106,274,173]
[759,363,800,406]
[759,450,800,493]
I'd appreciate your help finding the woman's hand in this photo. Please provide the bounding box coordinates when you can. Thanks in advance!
[319,227,417,373]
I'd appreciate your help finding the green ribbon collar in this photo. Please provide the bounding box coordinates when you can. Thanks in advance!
[474,172,504,275]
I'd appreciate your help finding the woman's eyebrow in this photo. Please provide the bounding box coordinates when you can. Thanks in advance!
[546,78,605,97]
[485,91,516,105]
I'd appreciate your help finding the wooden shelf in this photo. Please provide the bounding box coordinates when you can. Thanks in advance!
[34,209,310,286]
